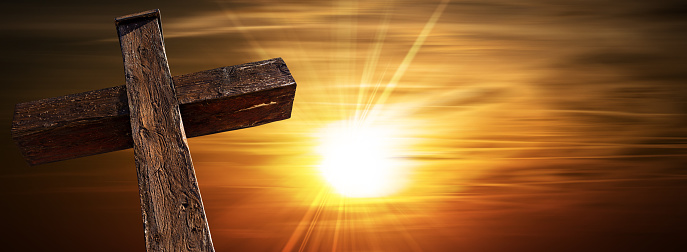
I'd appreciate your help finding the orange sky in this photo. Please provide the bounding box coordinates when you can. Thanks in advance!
[1,0,687,251]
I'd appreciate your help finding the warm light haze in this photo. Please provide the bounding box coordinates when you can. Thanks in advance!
[2,0,686,251]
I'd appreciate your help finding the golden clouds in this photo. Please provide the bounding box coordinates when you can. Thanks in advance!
[2,0,687,251]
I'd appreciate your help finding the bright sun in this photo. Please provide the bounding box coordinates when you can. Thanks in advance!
[317,121,404,198]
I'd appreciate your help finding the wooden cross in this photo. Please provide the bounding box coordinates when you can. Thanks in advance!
[10,9,296,252]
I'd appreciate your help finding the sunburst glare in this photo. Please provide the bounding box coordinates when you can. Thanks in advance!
[316,120,406,198]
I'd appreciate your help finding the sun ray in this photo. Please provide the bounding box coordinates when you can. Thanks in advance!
[332,0,357,121]
[331,196,345,252]
[358,63,391,125]
[354,0,394,126]
[363,0,450,124]
[298,188,331,252]
[281,186,331,252]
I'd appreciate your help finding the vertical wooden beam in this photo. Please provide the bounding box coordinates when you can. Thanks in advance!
[116,9,214,252]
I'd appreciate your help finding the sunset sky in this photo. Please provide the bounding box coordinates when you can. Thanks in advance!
[1,0,686,251]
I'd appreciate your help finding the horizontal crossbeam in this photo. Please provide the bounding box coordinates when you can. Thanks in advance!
[12,58,296,165]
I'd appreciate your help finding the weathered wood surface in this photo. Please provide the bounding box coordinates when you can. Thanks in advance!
[117,9,213,252]
[11,55,296,166]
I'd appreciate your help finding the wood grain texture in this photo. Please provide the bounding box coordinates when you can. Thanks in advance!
[11,56,296,165]
[117,9,214,252]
